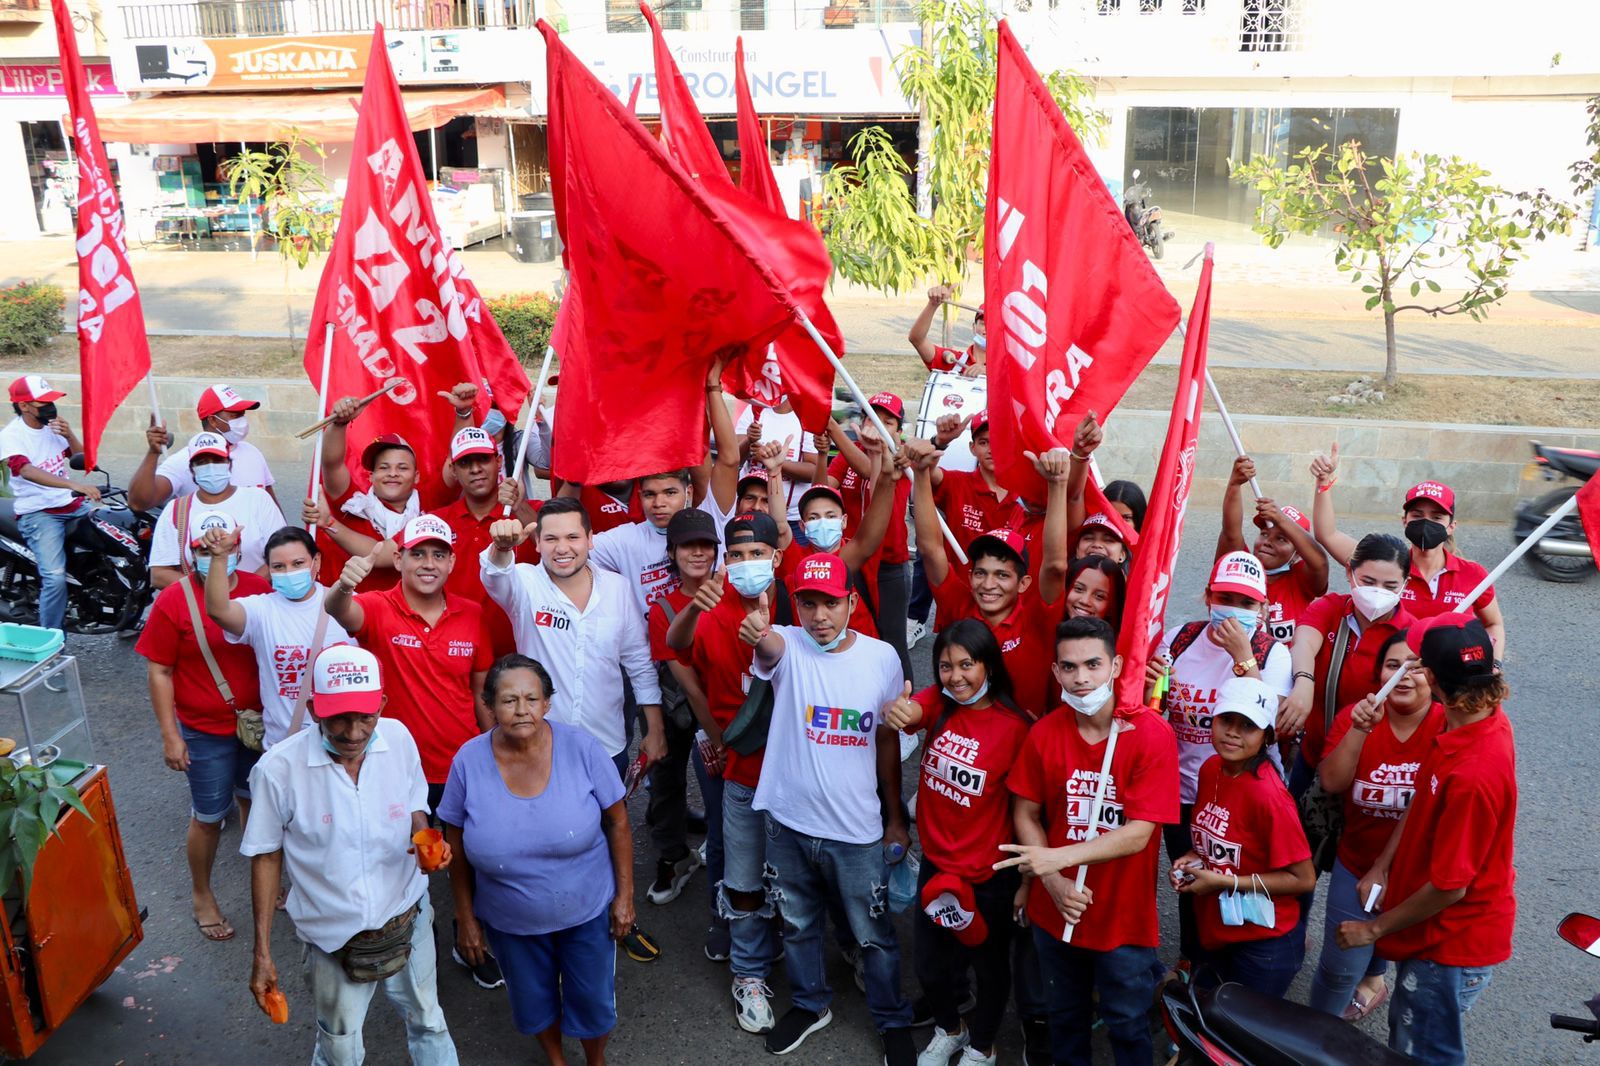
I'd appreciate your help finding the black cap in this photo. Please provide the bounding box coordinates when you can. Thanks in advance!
[724,511,780,548]
[666,507,719,548]
[1408,614,1496,696]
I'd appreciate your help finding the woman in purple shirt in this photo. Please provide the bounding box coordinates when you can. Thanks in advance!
[439,654,635,1064]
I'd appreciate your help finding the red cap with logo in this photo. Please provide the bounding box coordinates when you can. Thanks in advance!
[450,427,497,461]
[361,433,415,471]
[398,514,455,550]
[1254,503,1312,533]
[196,384,261,420]
[1080,512,1129,543]
[8,375,66,403]
[1210,550,1268,601]
[969,410,989,435]
[867,392,905,422]
[792,552,850,598]
[311,645,385,717]
[969,528,1029,571]
[1404,481,1455,516]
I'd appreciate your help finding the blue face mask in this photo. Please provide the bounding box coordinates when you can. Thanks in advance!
[320,724,378,758]
[272,569,316,601]
[941,680,989,706]
[195,554,238,579]
[804,626,849,653]
[481,408,507,437]
[193,464,232,494]
[1209,606,1260,636]
[726,558,774,599]
[972,334,987,351]
[803,517,844,552]
[1264,562,1293,577]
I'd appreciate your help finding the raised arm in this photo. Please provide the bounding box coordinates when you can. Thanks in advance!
[907,439,950,586]
[706,370,742,514]
[128,417,175,511]
[908,285,950,369]
[1215,456,1254,561]
[741,590,785,672]
[436,383,480,491]
[323,545,380,634]
[1064,412,1102,538]
[1257,496,1329,595]
[827,418,875,482]
[840,450,899,573]
[200,527,248,636]
[1309,443,1357,566]
[667,571,723,652]
[319,396,362,503]
[1033,447,1072,606]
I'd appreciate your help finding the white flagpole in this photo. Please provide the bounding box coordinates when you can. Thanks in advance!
[505,345,556,517]
[792,307,969,565]
[1061,717,1121,944]
[1368,494,1578,704]
[1174,317,1259,500]
[146,374,164,434]
[307,322,334,534]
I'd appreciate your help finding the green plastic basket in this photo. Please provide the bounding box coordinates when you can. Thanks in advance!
[0,624,64,663]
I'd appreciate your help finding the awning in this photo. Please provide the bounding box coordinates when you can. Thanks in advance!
[93,86,505,143]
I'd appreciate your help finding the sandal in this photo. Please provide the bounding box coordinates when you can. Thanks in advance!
[622,925,662,963]
[1343,981,1389,1022]
[195,916,235,942]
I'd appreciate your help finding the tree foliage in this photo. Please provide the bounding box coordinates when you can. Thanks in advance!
[223,130,339,270]
[1234,141,1576,385]
[817,0,1105,296]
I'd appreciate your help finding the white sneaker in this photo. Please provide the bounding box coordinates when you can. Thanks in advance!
[959,1047,996,1065]
[732,976,776,1034]
[905,618,928,649]
[918,1024,971,1066]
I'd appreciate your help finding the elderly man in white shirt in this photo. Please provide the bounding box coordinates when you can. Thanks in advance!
[241,645,457,1066]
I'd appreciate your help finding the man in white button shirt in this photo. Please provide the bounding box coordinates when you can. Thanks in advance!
[130,383,280,511]
[241,645,457,1066]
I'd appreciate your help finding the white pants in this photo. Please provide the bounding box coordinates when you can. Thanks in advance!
[301,895,458,1066]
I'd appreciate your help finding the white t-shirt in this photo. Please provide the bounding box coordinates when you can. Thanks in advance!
[0,418,77,516]
[1160,624,1291,803]
[157,439,276,498]
[752,627,902,845]
[224,587,352,747]
[150,487,286,573]
[733,406,810,522]
[590,507,723,619]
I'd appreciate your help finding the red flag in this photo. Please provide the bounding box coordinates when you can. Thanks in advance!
[735,38,783,211]
[52,1,150,471]
[1576,477,1600,570]
[1115,249,1213,709]
[642,3,732,188]
[984,21,1180,504]
[541,20,833,483]
[626,76,642,114]
[306,25,526,503]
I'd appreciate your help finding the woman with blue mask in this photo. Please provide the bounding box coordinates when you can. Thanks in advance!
[202,524,352,750]
[1147,550,1292,969]
[149,432,286,591]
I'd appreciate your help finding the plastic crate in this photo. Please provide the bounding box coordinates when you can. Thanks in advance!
[0,625,63,664]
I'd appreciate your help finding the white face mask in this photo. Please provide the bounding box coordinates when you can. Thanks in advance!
[1061,681,1113,717]
[1350,584,1401,620]
[222,415,249,444]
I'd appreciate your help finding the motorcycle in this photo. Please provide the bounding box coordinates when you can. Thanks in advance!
[1513,440,1597,582]
[1161,974,1410,1064]
[1124,169,1174,260]
[1553,912,1600,1045]
[0,456,159,634]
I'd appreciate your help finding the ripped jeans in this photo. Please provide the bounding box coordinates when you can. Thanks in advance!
[1388,958,1494,1066]
[720,781,779,980]
[764,818,913,1032]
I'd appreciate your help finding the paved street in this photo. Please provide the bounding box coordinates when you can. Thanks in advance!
[18,509,1599,1065]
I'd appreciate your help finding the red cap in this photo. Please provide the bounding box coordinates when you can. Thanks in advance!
[797,484,845,515]
[1210,551,1268,601]
[361,433,415,471]
[1254,504,1312,533]
[8,375,66,403]
[969,410,989,435]
[1404,481,1455,516]
[196,384,260,420]
[792,552,850,598]
[310,646,384,717]
[867,392,904,422]
[398,514,455,550]
[968,528,1028,570]
[450,427,497,461]
[1079,512,1128,543]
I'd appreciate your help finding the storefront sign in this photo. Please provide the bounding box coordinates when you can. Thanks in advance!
[117,34,370,91]
[0,63,117,96]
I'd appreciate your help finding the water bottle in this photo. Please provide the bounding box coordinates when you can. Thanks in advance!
[887,846,919,914]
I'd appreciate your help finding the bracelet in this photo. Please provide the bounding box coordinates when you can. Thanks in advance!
[704,385,723,393]
[1293,670,1315,684]
[1317,477,1338,494]
[1070,451,1090,462]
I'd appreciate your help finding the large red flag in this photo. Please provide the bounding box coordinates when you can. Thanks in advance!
[306,25,526,502]
[1115,249,1213,709]
[1576,477,1600,570]
[52,2,150,471]
[985,21,1180,506]
[736,39,784,211]
[541,20,833,483]
[642,4,732,188]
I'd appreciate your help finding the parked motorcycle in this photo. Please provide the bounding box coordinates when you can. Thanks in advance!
[1513,440,1596,582]
[1161,973,1410,1064]
[0,456,158,634]
[1553,912,1600,1045]
[1124,169,1174,260]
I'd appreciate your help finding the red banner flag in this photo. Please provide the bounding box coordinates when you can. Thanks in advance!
[643,3,732,188]
[984,21,1180,505]
[1577,477,1600,571]
[541,20,833,483]
[52,1,150,471]
[736,38,784,211]
[306,25,526,502]
[1115,249,1213,709]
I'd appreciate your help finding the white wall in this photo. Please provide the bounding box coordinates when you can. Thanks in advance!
[0,123,38,240]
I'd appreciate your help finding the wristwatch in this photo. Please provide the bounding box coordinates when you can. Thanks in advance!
[1232,657,1259,677]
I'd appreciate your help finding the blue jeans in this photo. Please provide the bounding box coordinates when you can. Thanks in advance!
[693,748,725,922]
[1389,959,1493,1066]
[764,818,912,1031]
[1194,926,1306,1000]
[1309,858,1388,1015]
[179,723,258,823]
[1033,931,1158,1066]
[719,781,778,980]
[16,506,84,631]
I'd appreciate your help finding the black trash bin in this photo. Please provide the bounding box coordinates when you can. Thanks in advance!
[508,211,559,263]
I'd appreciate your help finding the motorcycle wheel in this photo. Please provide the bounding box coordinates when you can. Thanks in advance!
[1150,231,1165,260]
[1519,486,1595,583]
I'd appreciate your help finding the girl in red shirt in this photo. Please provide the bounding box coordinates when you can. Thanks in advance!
[1308,630,1445,1020]
[883,619,1032,1066]
[1173,677,1315,998]
[1063,555,1126,630]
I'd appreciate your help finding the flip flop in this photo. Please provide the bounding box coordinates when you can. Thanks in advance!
[1343,981,1389,1022]
[195,917,235,942]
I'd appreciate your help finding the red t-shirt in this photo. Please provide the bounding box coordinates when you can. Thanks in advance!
[429,495,538,659]
[1189,755,1311,948]
[136,572,272,735]
[648,587,694,663]
[1378,710,1517,967]
[828,455,911,566]
[930,344,980,374]
[580,484,644,535]
[1009,707,1180,948]
[908,686,1032,884]
[1401,552,1494,620]
[681,592,765,788]
[315,483,402,591]
[777,543,879,639]
[1263,560,1321,645]
[929,565,1057,719]
[933,469,1008,554]
[1324,701,1446,875]
[352,585,494,783]
[1294,593,1417,768]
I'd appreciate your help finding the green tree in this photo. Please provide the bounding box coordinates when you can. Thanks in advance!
[817,0,1105,304]
[1569,94,1600,250]
[1234,142,1575,386]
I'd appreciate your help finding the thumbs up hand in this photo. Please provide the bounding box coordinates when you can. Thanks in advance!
[338,543,380,591]
[692,569,726,613]
[884,680,923,731]
[739,589,772,647]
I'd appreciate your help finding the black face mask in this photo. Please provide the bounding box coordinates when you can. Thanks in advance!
[33,402,57,423]
[1405,517,1449,551]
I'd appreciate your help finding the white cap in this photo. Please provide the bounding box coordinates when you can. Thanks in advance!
[187,431,231,463]
[1215,676,1277,731]
[311,645,384,717]
[449,426,496,461]
[187,508,238,549]
[398,514,455,550]
[1210,550,1268,601]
